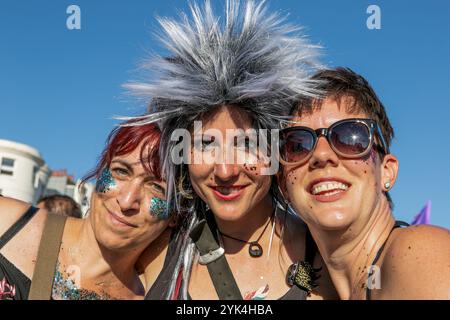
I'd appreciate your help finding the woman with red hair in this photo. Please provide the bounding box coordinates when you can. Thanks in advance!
[0,118,176,299]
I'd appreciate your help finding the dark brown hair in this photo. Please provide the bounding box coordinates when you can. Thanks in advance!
[294,67,394,149]
[37,195,82,218]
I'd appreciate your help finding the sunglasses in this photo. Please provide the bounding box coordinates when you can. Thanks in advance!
[279,118,389,165]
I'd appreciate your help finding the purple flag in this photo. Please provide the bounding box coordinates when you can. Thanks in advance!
[411,200,431,225]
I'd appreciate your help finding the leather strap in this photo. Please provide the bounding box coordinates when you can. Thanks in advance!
[28,214,67,300]
[190,219,243,300]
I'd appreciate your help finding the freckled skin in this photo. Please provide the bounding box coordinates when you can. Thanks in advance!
[188,106,272,222]
[281,99,387,231]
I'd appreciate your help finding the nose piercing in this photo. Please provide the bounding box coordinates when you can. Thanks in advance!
[384,182,391,190]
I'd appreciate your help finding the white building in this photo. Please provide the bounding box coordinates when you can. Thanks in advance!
[0,139,51,204]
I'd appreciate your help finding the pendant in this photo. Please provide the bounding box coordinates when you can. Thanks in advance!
[249,242,263,257]
[286,261,322,293]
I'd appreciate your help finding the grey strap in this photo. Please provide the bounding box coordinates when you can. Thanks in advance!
[28,214,67,300]
[190,220,243,300]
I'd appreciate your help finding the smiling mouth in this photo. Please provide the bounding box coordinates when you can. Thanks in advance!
[308,179,351,202]
[107,209,138,228]
[311,181,349,195]
[210,185,247,200]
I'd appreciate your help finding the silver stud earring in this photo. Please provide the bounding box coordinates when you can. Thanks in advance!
[384,182,391,190]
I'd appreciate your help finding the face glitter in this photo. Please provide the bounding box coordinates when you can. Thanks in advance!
[150,197,171,220]
[96,167,116,193]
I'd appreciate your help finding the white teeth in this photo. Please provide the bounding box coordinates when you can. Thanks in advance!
[312,182,349,195]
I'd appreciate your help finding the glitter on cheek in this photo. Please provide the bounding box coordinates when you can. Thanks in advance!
[150,197,171,220]
[95,168,117,193]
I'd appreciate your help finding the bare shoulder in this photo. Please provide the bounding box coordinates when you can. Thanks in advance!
[389,224,450,258]
[0,197,50,279]
[0,197,34,236]
[379,224,450,299]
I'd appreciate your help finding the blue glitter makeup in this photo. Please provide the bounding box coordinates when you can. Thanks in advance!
[150,197,171,220]
[52,263,111,300]
[96,167,116,193]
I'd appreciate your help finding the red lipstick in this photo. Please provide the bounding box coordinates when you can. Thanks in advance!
[210,185,247,201]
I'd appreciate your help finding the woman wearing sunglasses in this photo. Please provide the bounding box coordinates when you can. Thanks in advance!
[278,67,450,299]
[125,0,337,300]
[0,119,177,299]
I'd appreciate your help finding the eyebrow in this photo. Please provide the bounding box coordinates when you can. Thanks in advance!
[111,159,159,180]
[111,159,136,173]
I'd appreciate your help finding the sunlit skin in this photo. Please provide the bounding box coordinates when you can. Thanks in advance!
[281,97,397,232]
[279,97,450,299]
[187,105,338,300]
[89,154,171,252]
[188,105,273,232]
[0,140,175,299]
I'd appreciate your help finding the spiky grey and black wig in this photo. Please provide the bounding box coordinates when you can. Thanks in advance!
[122,0,324,299]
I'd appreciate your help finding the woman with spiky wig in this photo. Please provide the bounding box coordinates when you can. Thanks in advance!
[125,0,337,300]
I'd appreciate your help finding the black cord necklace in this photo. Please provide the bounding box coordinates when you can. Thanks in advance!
[218,209,275,258]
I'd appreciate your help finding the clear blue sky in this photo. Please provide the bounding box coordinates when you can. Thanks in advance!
[1,0,449,228]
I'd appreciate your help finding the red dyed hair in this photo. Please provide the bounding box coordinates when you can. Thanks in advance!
[82,119,162,185]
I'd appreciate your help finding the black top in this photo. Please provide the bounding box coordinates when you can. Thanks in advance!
[366,220,410,300]
[0,206,38,300]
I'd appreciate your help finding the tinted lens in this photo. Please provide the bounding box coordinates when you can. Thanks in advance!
[280,129,315,163]
[331,121,370,156]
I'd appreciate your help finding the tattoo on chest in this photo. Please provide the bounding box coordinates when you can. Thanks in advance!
[244,284,269,300]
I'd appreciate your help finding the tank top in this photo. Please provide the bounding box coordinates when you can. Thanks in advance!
[0,206,38,300]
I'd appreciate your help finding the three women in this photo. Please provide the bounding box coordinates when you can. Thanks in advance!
[125,0,337,300]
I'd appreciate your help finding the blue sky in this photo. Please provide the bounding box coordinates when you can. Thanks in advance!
[1,0,449,228]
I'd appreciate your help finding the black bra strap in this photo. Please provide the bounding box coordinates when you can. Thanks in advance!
[366,220,409,300]
[394,220,410,228]
[0,206,39,249]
